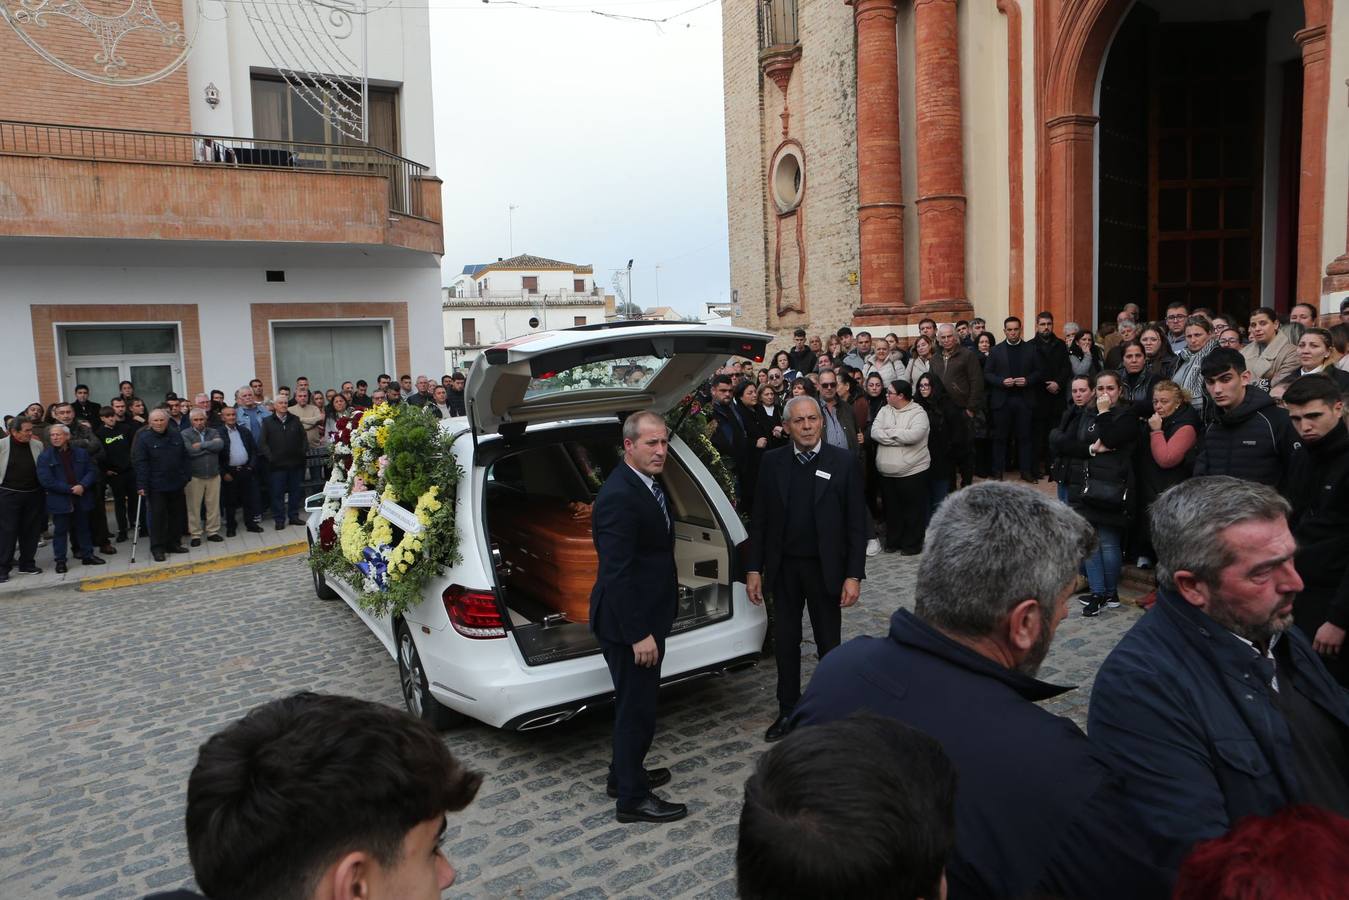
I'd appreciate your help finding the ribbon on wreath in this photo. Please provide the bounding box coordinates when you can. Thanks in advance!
[356,544,393,591]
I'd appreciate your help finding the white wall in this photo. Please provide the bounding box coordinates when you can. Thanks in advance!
[476,269,592,294]
[1,264,444,410]
[442,301,604,370]
[187,0,437,171]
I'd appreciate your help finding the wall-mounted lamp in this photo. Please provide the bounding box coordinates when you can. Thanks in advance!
[204,82,221,109]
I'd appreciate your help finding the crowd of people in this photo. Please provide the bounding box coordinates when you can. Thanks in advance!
[0,373,467,576]
[704,300,1349,678]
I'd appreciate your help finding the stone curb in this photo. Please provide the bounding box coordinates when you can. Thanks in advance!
[77,540,307,592]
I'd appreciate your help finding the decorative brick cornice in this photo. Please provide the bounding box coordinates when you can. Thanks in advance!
[759,45,801,95]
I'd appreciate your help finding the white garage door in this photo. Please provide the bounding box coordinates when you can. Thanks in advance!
[273,323,388,394]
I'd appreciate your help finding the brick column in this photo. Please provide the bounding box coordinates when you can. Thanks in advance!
[913,0,970,317]
[1325,79,1349,302]
[851,0,907,326]
[1295,25,1330,306]
[1043,114,1099,330]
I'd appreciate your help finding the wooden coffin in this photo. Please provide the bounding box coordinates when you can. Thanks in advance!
[491,494,597,623]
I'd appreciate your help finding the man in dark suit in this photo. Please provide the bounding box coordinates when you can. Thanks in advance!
[589,410,686,824]
[746,395,868,743]
[1031,311,1072,480]
[984,315,1043,481]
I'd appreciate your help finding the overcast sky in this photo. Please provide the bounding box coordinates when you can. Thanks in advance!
[429,0,730,316]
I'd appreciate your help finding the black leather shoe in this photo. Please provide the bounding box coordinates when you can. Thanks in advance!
[100,543,117,555]
[80,556,106,566]
[152,551,166,562]
[55,561,68,574]
[18,565,42,575]
[607,767,672,799]
[207,534,224,543]
[115,531,128,543]
[246,524,264,533]
[190,538,202,547]
[616,794,688,824]
[288,517,307,526]
[765,714,794,743]
[226,529,237,538]
[167,545,189,554]
[275,522,287,531]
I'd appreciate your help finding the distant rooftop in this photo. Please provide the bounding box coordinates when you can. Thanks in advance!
[469,254,595,277]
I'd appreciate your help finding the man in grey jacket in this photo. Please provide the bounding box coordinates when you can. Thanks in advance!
[182,409,225,546]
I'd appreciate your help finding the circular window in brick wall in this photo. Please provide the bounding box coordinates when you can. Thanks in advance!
[771,147,804,213]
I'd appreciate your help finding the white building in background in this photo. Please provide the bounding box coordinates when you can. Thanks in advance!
[442,255,615,371]
[0,0,443,407]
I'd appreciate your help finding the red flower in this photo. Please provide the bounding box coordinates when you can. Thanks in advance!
[318,516,337,550]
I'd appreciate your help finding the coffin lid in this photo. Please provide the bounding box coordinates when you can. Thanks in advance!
[467,321,771,434]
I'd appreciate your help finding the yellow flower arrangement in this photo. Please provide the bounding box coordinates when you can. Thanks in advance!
[340,512,366,563]
[384,485,441,582]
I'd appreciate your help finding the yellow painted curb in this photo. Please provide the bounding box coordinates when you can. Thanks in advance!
[78,541,308,592]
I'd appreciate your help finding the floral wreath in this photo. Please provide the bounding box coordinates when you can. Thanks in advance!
[666,394,743,522]
[312,402,460,619]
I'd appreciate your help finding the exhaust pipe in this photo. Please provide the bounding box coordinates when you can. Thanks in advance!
[516,704,587,731]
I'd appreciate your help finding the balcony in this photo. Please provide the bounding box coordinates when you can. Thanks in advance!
[0,121,442,255]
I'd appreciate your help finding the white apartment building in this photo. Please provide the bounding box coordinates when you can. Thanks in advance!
[1,1,443,407]
[442,255,615,370]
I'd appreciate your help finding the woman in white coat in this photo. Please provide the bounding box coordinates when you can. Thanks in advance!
[869,380,930,555]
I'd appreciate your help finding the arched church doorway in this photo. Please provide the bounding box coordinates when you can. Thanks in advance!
[1095,1,1307,326]
[1038,0,1328,333]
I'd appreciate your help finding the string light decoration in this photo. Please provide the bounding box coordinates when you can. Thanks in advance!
[0,0,196,85]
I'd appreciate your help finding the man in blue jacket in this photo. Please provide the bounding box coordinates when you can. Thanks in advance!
[133,409,190,562]
[1089,476,1349,877]
[36,424,106,574]
[793,482,1167,899]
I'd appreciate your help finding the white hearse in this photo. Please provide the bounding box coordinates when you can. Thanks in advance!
[306,321,771,730]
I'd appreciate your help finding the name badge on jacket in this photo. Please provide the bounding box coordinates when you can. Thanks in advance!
[815,469,832,481]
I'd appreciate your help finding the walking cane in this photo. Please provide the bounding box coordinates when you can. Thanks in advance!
[130,493,143,563]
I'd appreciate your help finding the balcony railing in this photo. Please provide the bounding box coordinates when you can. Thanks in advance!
[758,0,798,50]
[0,120,430,218]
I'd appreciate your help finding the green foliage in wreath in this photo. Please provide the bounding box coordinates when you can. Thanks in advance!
[666,394,746,523]
[309,402,462,620]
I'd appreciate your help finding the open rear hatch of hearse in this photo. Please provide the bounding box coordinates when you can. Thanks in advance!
[467,322,769,666]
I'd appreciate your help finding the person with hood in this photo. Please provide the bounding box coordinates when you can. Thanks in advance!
[1194,348,1296,489]
[870,381,930,556]
[1241,307,1299,393]
[36,424,105,573]
[1284,374,1349,686]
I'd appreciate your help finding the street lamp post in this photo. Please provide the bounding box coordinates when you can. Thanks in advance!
[627,259,634,316]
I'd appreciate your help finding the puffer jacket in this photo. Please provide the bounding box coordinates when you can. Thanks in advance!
[870,401,930,477]
[1049,404,1091,487]
[1194,387,1295,489]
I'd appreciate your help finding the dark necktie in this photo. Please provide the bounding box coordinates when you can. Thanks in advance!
[651,481,670,527]
[797,450,816,465]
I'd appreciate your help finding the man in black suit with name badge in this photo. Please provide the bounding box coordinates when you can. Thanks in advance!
[589,410,686,824]
[747,395,868,743]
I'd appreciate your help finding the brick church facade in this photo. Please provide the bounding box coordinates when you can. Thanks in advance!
[722,0,1349,340]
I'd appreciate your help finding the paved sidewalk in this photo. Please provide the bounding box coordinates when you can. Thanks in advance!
[0,520,307,597]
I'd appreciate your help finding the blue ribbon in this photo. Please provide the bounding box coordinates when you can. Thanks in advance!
[356,544,392,591]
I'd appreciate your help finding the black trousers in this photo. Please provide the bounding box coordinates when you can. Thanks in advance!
[600,636,664,808]
[881,473,928,553]
[88,480,110,547]
[1032,397,1064,478]
[106,470,136,535]
[0,487,43,574]
[772,556,841,713]
[148,489,186,553]
[992,397,1034,476]
[222,466,258,529]
[1294,589,1349,687]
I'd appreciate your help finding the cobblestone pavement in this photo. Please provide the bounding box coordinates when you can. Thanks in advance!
[0,552,1142,900]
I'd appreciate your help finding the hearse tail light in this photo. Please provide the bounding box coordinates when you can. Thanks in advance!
[443,585,506,639]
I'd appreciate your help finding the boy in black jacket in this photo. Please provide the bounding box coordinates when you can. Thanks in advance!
[1194,348,1296,490]
[96,406,139,541]
[1284,374,1349,686]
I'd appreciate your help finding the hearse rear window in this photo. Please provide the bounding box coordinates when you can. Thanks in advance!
[524,355,667,400]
